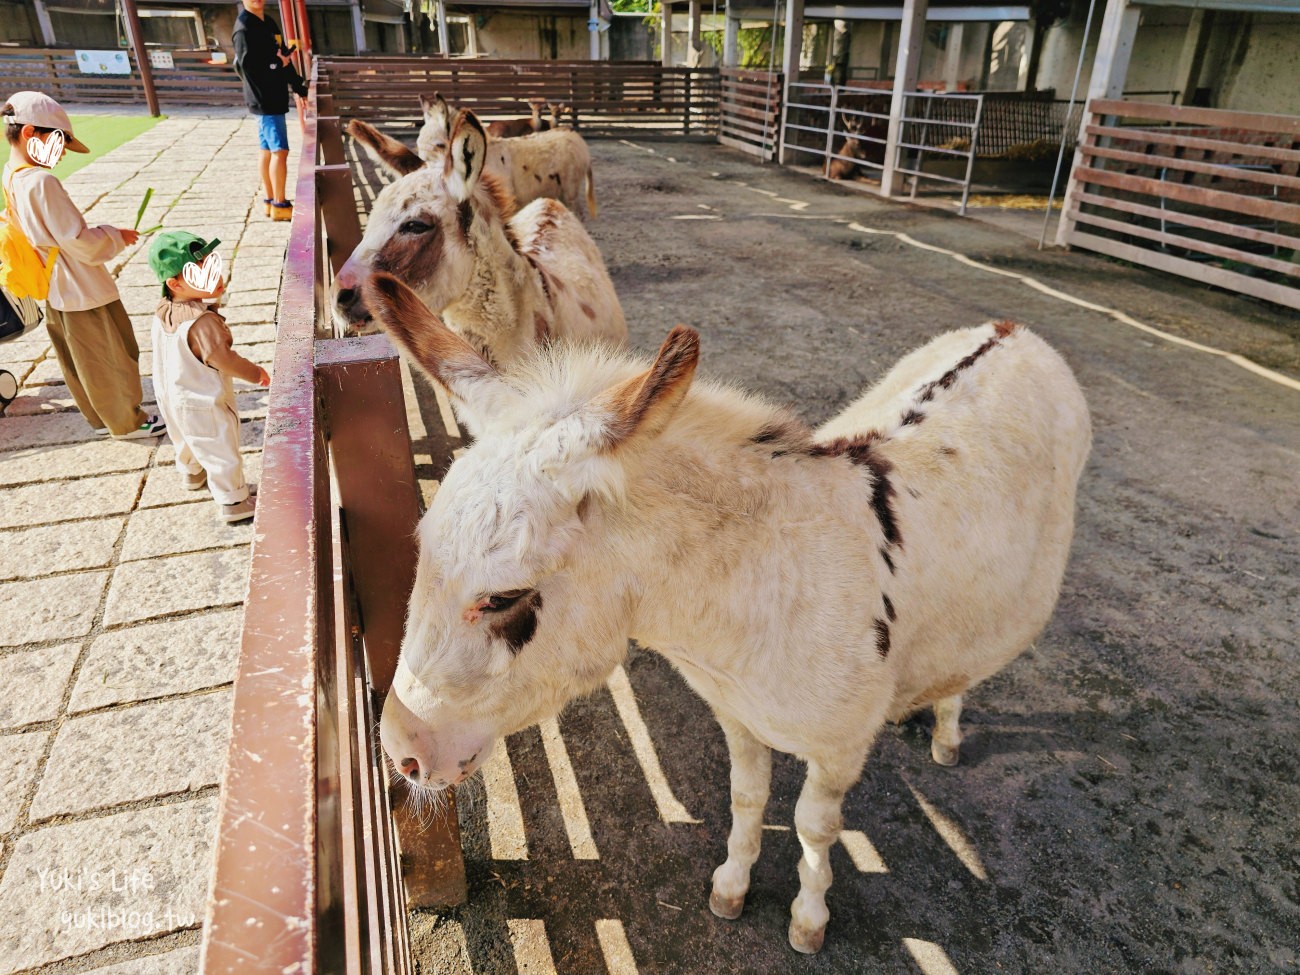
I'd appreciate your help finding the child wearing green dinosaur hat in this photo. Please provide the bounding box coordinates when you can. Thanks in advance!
[147,230,269,524]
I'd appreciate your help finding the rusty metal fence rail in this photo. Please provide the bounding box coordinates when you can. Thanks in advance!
[200,68,464,975]
[1059,98,1300,312]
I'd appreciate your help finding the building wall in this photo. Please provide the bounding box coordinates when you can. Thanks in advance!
[1119,4,1188,99]
[1217,13,1300,116]
[0,1,39,44]
[1034,4,1300,116]
[845,21,891,81]
[474,11,587,60]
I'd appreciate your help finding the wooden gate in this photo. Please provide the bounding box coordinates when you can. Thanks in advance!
[1058,99,1300,312]
[718,67,782,160]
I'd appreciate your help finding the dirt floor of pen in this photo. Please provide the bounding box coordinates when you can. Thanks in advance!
[347,136,1300,975]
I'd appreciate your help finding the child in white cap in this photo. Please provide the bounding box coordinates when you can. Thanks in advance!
[1,91,165,438]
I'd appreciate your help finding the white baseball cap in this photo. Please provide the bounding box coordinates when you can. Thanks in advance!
[3,91,90,153]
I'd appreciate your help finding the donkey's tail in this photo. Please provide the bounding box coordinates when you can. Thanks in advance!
[585,164,598,219]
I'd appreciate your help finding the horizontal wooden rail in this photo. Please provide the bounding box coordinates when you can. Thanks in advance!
[1084,124,1300,167]
[1090,98,1300,135]
[1073,190,1300,253]
[319,56,720,137]
[0,46,244,107]
[1079,143,1300,193]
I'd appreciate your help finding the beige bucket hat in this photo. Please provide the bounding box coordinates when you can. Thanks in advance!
[2,91,90,153]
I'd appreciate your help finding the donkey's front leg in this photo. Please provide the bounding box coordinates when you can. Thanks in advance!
[789,755,861,954]
[709,716,771,920]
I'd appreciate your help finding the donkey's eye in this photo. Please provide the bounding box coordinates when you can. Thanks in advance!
[484,590,531,613]
[400,219,433,235]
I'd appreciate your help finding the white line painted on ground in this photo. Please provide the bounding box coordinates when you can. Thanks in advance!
[684,160,1298,394]
[606,665,699,824]
[595,919,641,974]
[902,937,962,975]
[539,717,599,859]
[507,919,559,975]
[482,744,528,860]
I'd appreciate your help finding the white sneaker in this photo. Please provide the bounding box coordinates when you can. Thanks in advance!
[113,415,167,440]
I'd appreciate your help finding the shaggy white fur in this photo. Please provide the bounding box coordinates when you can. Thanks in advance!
[366,277,1091,954]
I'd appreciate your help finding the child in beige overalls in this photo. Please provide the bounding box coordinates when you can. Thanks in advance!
[147,231,269,524]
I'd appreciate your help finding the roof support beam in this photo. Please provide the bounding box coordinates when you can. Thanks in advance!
[120,0,159,117]
[723,5,740,66]
[31,0,56,47]
[662,1,673,65]
[777,0,805,164]
[1056,0,1139,245]
[881,0,928,194]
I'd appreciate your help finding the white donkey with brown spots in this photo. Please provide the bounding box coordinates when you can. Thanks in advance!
[364,272,1091,955]
[418,93,598,219]
[335,112,625,374]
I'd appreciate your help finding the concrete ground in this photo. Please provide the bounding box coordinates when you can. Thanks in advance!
[366,138,1300,975]
[0,111,294,974]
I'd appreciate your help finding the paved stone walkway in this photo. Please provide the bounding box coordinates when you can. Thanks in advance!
[0,112,298,974]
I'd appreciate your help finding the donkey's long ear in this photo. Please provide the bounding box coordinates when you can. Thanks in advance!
[593,326,699,451]
[444,110,488,203]
[363,273,513,425]
[348,119,424,176]
[419,92,451,128]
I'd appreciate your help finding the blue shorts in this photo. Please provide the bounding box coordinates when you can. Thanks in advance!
[257,113,289,151]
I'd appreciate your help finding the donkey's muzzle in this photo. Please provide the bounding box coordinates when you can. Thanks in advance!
[333,260,372,326]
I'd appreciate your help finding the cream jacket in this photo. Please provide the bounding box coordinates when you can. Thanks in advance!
[3,160,124,312]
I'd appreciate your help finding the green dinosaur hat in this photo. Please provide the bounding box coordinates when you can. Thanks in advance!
[147,231,220,296]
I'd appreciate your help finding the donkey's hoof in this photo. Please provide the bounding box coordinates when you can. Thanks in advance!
[788,919,826,954]
[709,889,746,920]
[931,740,961,766]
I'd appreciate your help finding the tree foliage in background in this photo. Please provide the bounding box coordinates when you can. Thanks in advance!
[739,25,783,68]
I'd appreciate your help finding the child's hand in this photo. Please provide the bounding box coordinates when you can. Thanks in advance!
[257,367,271,387]
[119,228,141,245]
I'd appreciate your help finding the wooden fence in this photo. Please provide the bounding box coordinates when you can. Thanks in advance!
[200,68,464,975]
[0,47,244,107]
[316,56,719,137]
[718,67,782,160]
[1059,99,1300,312]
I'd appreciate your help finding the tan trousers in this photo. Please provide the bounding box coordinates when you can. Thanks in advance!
[45,300,147,435]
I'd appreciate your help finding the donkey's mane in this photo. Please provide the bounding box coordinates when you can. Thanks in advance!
[498,340,810,453]
[479,171,517,224]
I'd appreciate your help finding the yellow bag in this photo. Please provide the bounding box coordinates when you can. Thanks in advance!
[0,166,58,302]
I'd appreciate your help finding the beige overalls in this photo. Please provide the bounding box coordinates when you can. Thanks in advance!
[150,311,249,505]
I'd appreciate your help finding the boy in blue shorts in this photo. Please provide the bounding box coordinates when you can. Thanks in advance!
[233,0,307,221]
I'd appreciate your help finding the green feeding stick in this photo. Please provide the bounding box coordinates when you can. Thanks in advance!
[133,187,163,234]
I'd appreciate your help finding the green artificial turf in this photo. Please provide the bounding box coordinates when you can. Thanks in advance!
[0,113,163,180]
